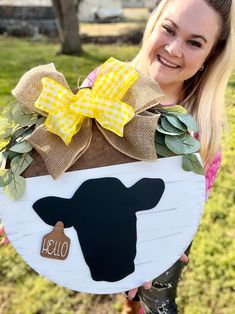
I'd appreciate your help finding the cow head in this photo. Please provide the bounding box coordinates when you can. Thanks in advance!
[33,177,165,282]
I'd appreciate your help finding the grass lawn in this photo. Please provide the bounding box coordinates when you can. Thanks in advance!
[0,36,234,314]
[0,37,139,105]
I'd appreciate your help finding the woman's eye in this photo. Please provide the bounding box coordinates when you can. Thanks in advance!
[187,40,202,48]
[162,25,175,35]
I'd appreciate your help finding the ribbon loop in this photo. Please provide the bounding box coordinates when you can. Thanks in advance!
[34,58,137,145]
[93,57,139,100]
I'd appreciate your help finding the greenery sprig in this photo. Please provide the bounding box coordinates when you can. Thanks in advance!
[151,105,205,176]
[0,103,45,200]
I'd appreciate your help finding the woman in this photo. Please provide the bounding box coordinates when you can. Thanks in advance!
[127,0,235,313]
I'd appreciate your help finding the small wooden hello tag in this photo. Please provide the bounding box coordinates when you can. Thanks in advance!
[40,221,70,260]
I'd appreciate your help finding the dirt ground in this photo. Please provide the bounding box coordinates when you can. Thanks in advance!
[80,8,149,37]
[74,292,133,314]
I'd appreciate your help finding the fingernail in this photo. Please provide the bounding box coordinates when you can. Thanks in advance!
[144,282,152,289]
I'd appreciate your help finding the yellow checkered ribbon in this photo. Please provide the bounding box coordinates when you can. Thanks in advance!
[34,57,139,145]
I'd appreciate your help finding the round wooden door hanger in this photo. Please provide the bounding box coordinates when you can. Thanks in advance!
[0,58,205,294]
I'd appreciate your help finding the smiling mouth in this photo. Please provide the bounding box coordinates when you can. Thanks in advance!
[157,55,180,69]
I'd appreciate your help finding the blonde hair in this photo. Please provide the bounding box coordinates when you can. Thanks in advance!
[132,0,235,166]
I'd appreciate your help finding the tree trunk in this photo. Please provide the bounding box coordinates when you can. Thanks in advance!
[52,0,82,55]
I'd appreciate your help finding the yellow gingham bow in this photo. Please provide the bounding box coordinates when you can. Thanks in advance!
[34,57,139,145]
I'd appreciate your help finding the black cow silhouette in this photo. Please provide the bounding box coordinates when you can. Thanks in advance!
[33,177,165,282]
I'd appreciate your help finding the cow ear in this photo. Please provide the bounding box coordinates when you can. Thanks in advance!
[33,196,74,228]
[128,178,165,212]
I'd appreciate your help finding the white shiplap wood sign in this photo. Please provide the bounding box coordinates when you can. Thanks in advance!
[0,156,205,294]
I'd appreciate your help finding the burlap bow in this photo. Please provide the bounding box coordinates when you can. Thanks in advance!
[12,58,164,179]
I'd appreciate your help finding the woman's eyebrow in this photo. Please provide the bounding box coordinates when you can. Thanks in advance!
[165,18,208,43]
[191,34,208,43]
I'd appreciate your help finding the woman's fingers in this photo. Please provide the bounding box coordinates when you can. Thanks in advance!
[128,281,152,299]
[143,281,152,289]
[128,287,138,299]
[179,253,189,263]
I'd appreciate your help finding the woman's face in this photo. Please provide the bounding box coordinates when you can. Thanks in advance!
[146,0,221,93]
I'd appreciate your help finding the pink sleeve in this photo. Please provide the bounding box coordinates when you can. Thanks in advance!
[194,132,221,200]
[205,150,222,200]
[80,66,101,88]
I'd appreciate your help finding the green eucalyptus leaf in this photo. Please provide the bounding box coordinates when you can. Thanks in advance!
[35,117,46,128]
[0,117,13,139]
[165,133,200,155]
[3,174,26,200]
[165,115,187,131]
[12,104,38,127]
[182,154,205,175]
[161,117,185,135]
[156,124,181,136]
[11,154,33,175]
[155,132,165,145]
[155,142,174,157]
[0,140,10,152]
[10,141,33,153]
[162,105,187,114]
[1,102,16,120]
[8,151,19,160]
[12,127,26,140]
[177,114,199,132]
[0,169,12,187]
[12,103,32,116]
[0,151,8,169]
[15,128,34,143]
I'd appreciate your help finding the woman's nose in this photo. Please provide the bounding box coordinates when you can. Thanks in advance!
[164,39,183,58]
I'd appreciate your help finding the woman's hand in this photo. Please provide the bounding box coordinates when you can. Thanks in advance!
[0,224,10,246]
[127,253,189,299]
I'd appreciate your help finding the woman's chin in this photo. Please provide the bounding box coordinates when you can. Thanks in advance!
[150,67,170,83]
[150,73,171,86]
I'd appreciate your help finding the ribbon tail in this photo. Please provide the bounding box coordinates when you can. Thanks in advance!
[122,74,165,114]
[96,114,160,161]
[27,119,92,179]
